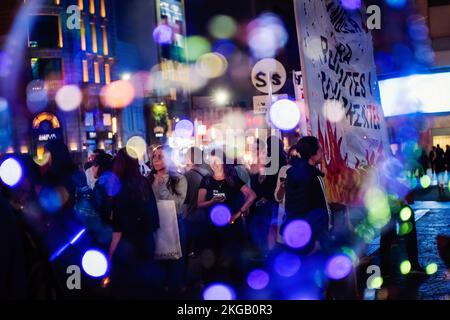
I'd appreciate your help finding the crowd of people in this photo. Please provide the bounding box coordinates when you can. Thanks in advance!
[1,135,444,300]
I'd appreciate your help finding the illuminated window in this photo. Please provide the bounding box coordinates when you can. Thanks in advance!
[91,23,97,53]
[102,26,108,55]
[100,0,106,18]
[78,0,84,10]
[104,63,111,84]
[89,0,95,14]
[82,59,89,82]
[80,19,86,51]
[58,16,63,47]
[94,61,100,83]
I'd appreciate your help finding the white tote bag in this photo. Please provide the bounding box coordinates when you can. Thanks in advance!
[154,200,182,260]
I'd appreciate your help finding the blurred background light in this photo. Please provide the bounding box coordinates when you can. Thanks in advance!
[341,0,362,10]
[185,36,211,62]
[126,136,147,160]
[379,72,450,117]
[399,206,412,222]
[208,15,238,39]
[282,219,312,249]
[385,0,408,8]
[326,254,353,280]
[0,97,8,112]
[247,13,288,59]
[269,99,300,131]
[213,89,230,106]
[273,252,301,277]
[322,99,345,123]
[420,175,431,189]
[174,119,194,139]
[400,260,411,275]
[82,250,108,278]
[101,80,135,109]
[364,187,391,229]
[153,24,173,44]
[55,85,82,112]
[210,204,231,227]
[425,263,438,275]
[203,283,236,300]
[26,80,48,113]
[247,269,270,290]
[0,157,23,187]
[196,53,228,79]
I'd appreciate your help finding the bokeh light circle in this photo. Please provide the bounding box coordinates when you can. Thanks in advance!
[326,254,353,280]
[420,175,431,189]
[274,252,301,277]
[126,136,147,160]
[208,15,238,39]
[55,85,82,112]
[269,99,300,131]
[0,157,23,187]
[425,263,438,275]
[153,24,173,44]
[196,53,228,79]
[102,80,135,109]
[174,119,194,139]
[203,283,236,300]
[82,250,108,278]
[400,260,411,275]
[210,205,231,227]
[399,206,412,222]
[282,219,312,249]
[247,269,270,290]
[185,36,211,62]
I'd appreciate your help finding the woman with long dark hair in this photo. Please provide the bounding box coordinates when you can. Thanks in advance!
[148,145,187,297]
[108,148,160,299]
[197,149,256,287]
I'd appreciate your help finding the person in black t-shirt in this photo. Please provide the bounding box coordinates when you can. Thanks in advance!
[197,149,256,287]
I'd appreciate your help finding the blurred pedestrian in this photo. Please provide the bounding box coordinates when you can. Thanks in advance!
[248,145,279,260]
[108,148,160,299]
[435,144,446,194]
[283,136,331,254]
[274,145,299,244]
[197,149,256,287]
[184,147,212,257]
[148,145,188,297]
[429,146,436,176]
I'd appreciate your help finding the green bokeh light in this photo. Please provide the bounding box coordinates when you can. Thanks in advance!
[400,260,411,275]
[185,36,211,62]
[365,188,391,229]
[399,206,412,222]
[420,175,431,189]
[426,263,438,275]
[370,276,383,289]
[398,222,413,236]
[208,15,238,39]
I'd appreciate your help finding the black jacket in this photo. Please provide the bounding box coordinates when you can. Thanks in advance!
[283,157,330,247]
